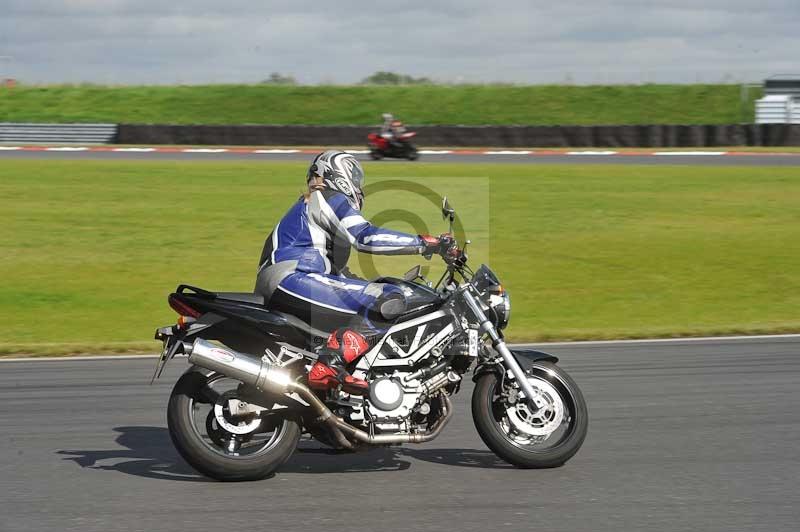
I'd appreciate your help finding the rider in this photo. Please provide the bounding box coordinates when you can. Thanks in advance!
[380,113,394,136]
[380,113,407,147]
[255,150,448,395]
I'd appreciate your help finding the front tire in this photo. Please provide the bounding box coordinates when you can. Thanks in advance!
[472,362,587,468]
[167,369,301,481]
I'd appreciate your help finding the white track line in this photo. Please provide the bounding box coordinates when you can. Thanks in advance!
[45,146,89,151]
[653,151,727,156]
[182,148,229,153]
[253,149,300,154]
[566,150,619,155]
[344,149,370,154]
[112,147,156,152]
[0,354,160,362]
[0,146,22,150]
[418,150,453,154]
[3,334,799,362]
[484,150,532,155]
[518,333,800,347]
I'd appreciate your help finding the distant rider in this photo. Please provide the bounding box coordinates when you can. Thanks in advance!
[380,113,395,136]
[380,113,407,147]
[255,150,448,395]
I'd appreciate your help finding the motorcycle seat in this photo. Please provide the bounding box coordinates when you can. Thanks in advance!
[215,292,265,305]
[177,286,332,345]
[207,291,336,338]
[214,292,332,337]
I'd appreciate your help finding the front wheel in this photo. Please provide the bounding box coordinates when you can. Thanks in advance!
[167,369,301,481]
[472,362,587,468]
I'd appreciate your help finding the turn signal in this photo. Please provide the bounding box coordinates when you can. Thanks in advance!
[177,315,196,329]
[487,284,504,295]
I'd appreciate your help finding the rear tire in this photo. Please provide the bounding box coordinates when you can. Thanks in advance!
[406,145,419,160]
[472,362,587,468]
[167,370,301,481]
[369,148,383,160]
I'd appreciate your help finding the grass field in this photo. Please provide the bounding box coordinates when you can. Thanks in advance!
[1,159,799,355]
[0,84,758,125]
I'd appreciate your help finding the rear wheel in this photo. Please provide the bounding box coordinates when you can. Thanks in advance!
[369,148,383,160]
[167,369,300,481]
[472,362,587,468]
[406,145,419,160]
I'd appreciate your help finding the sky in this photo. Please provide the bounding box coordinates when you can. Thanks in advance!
[1,0,799,85]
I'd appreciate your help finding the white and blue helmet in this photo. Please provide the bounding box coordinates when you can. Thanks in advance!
[307,150,365,210]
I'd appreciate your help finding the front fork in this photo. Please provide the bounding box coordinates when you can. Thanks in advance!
[461,289,546,411]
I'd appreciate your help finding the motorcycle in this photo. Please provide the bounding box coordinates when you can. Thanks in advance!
[152,198,587,481]
[367,121,419,160]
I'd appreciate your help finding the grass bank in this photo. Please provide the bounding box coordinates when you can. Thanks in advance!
[1,159,798,355]
[0,84,758,125]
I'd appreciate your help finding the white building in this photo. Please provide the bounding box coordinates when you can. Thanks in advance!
[755,76,800,124]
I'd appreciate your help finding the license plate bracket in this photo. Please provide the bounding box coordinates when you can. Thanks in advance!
[150,330,182,384]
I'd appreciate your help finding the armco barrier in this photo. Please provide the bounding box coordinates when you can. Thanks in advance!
[0,123,117,143]
[116,125,373,146]
[115,123,800,147]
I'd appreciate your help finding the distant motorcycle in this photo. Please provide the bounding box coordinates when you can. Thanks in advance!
[368,121,419,160]
[152,197,587,481]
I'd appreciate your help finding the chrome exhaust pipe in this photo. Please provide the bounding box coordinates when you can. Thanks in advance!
[187,338,293,395]
[187,338,453,446]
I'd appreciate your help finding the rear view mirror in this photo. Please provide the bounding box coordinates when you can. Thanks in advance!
[441,196,455,222]
[403,265,422,282]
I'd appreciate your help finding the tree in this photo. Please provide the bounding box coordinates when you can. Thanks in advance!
[261,72,297,85]
[360,71,432,85]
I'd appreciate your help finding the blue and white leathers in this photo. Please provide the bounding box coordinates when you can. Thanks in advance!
[256,188,424,332]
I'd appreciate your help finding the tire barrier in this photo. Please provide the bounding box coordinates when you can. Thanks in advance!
[0,123,118,143]
[115,123,800,147]
[116,124,372,146]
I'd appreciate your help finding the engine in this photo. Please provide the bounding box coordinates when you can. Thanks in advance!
[351,366,460,432]
[344,311,465,432]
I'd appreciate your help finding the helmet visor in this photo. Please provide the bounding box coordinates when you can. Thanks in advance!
[348,160,365,191]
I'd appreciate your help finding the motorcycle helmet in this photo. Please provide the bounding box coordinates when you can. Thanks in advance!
[307,150,365,210]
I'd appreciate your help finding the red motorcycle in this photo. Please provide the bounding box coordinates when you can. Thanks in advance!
[367,121,419,160]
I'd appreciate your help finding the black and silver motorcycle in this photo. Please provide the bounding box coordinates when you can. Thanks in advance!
[153,198,587,481]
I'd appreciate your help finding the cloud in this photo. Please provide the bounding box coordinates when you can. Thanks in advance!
[0,1,798,84]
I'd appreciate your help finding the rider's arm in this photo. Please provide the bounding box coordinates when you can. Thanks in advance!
[311,191,424,255]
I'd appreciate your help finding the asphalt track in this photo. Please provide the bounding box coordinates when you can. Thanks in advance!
[2,148,800,166]
[1,336,798,532]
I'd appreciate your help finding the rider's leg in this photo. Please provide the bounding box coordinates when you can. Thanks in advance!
[309,329,371,394]
[265,271,405,395]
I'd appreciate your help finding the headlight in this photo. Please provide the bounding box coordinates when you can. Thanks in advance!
[471,265,510,329]
[487,292,511,330]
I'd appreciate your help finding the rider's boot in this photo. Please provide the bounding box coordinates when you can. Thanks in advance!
[309,329,370,395]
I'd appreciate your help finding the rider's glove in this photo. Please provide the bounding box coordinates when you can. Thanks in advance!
[445,246,467,267]
[419,233,455,259]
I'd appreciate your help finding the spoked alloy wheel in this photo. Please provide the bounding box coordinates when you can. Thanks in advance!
[501,375,567,446]
[168,369,300,481]
[472,362,587,468]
